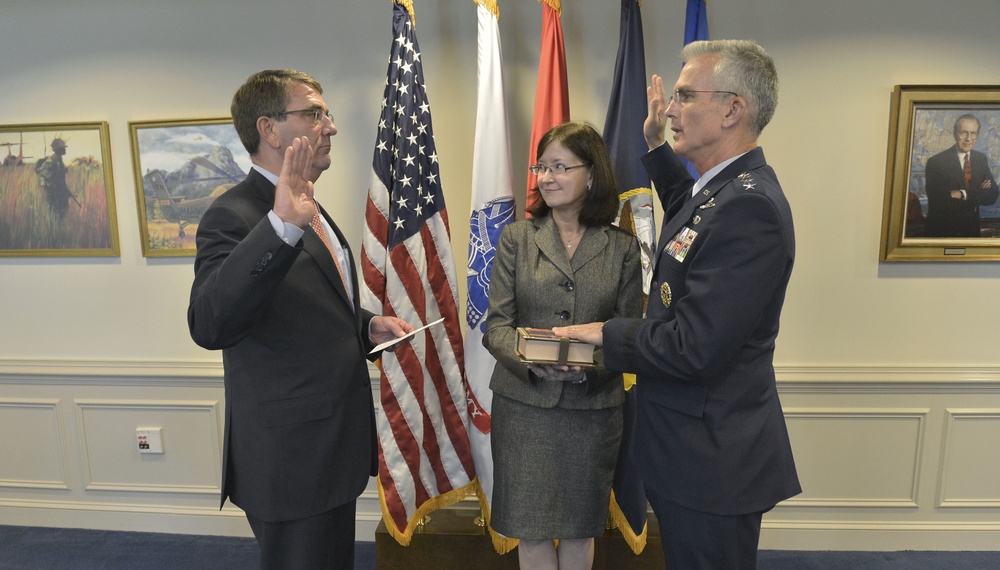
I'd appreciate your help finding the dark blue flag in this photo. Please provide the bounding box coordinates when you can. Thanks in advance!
[603,0,652,555]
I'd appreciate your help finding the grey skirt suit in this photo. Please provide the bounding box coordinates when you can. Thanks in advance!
[483,215,642,539]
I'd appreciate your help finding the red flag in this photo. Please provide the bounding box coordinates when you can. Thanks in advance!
[361,1,477,546]
[525,0,570,212]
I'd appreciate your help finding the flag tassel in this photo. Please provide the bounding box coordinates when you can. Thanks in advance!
[608,490,649,555]
[473,483,520,554]
[377,477,479,547]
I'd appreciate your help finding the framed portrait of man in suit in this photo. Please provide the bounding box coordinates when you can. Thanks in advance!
[881,85,1000,261]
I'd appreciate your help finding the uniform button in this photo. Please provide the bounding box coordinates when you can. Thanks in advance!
[561,280,575,292]
[558,310,570,320]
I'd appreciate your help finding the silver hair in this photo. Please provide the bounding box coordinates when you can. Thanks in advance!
[681,40,778,137]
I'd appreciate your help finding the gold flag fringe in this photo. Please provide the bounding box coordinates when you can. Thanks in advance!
[373,355,479,546]
[474,0,501,21]
[473,481,520,554]
[608,490,649,554]
[394,0,416,27]
[618,186,654,202]
[378,474,478,546]
[538,0,561,17]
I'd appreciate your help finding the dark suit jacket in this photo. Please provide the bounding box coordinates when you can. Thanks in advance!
[603,144,801,516]
[188,168,378,523]
[924,146,1000,238]
[483,216,643,410]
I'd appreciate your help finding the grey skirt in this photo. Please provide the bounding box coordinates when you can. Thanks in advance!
[490,392,623,540]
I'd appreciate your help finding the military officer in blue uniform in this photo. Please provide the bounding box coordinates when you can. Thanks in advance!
[556,40,800,569]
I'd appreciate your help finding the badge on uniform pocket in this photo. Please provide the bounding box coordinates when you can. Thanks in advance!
[665,226,698,263]
[660,282,672,308]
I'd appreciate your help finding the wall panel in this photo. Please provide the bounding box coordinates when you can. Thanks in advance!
[937,409,1000,507]
[0,399,70,490]
[3,361,1000,549]
[75,399,221,494]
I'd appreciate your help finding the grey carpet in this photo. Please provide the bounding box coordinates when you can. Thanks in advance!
[2,525,999,569]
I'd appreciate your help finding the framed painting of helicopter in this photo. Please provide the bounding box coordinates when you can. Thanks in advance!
[0,122,120,257]
[129,118,251,257]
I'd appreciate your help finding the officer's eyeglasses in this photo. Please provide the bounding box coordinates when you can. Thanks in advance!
[668,89,739,105]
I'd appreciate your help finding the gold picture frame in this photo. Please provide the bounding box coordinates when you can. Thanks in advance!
[129,117,250,257]
[880,85,1000,261]
[0,122,120,257]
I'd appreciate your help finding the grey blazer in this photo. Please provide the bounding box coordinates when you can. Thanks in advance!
[483,215,642,410]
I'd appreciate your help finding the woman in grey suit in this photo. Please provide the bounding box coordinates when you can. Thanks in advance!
[483,122,643,569]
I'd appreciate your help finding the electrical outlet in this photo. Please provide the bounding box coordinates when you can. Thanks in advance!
[136,427,164,454]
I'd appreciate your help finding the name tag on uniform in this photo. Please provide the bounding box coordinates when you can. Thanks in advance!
[665,226,698,263]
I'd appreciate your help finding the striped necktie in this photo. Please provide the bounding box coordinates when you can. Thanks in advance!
[964,153,972,191]
[310,207,352,304]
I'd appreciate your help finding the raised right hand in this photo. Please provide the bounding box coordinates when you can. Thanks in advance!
[644,74,669,150]
[273,136,317,227]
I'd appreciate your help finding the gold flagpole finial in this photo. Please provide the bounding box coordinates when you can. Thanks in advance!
[539,0,561,17]
[395,0,416,27]
[475,0,500,20]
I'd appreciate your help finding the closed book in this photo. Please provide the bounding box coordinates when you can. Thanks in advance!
[515,327,594,366]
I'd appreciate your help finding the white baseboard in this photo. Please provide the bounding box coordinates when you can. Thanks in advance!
[0,497,386,541]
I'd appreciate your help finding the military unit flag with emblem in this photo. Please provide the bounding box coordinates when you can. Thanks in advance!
[465,0,518,554]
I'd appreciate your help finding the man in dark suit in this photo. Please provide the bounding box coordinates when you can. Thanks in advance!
[187,69,412,570]
[922,114,999,238]
[557,40,800,569]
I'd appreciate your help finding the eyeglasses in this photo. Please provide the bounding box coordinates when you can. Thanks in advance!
[956,130,979,139]
[668,89,739,105]
[529,163,590,176]
[271,107,334,125]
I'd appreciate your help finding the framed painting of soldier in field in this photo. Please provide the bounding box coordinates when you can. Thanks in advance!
[128,118,251,257]
[0,122,120,257]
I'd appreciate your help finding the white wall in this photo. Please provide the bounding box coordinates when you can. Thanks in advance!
[3,0,1000,550]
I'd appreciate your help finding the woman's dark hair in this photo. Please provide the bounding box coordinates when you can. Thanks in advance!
[526,121,620,226]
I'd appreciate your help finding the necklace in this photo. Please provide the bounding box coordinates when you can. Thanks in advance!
[563,230,584,249]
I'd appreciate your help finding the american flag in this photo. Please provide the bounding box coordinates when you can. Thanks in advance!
[361,0,477,545]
